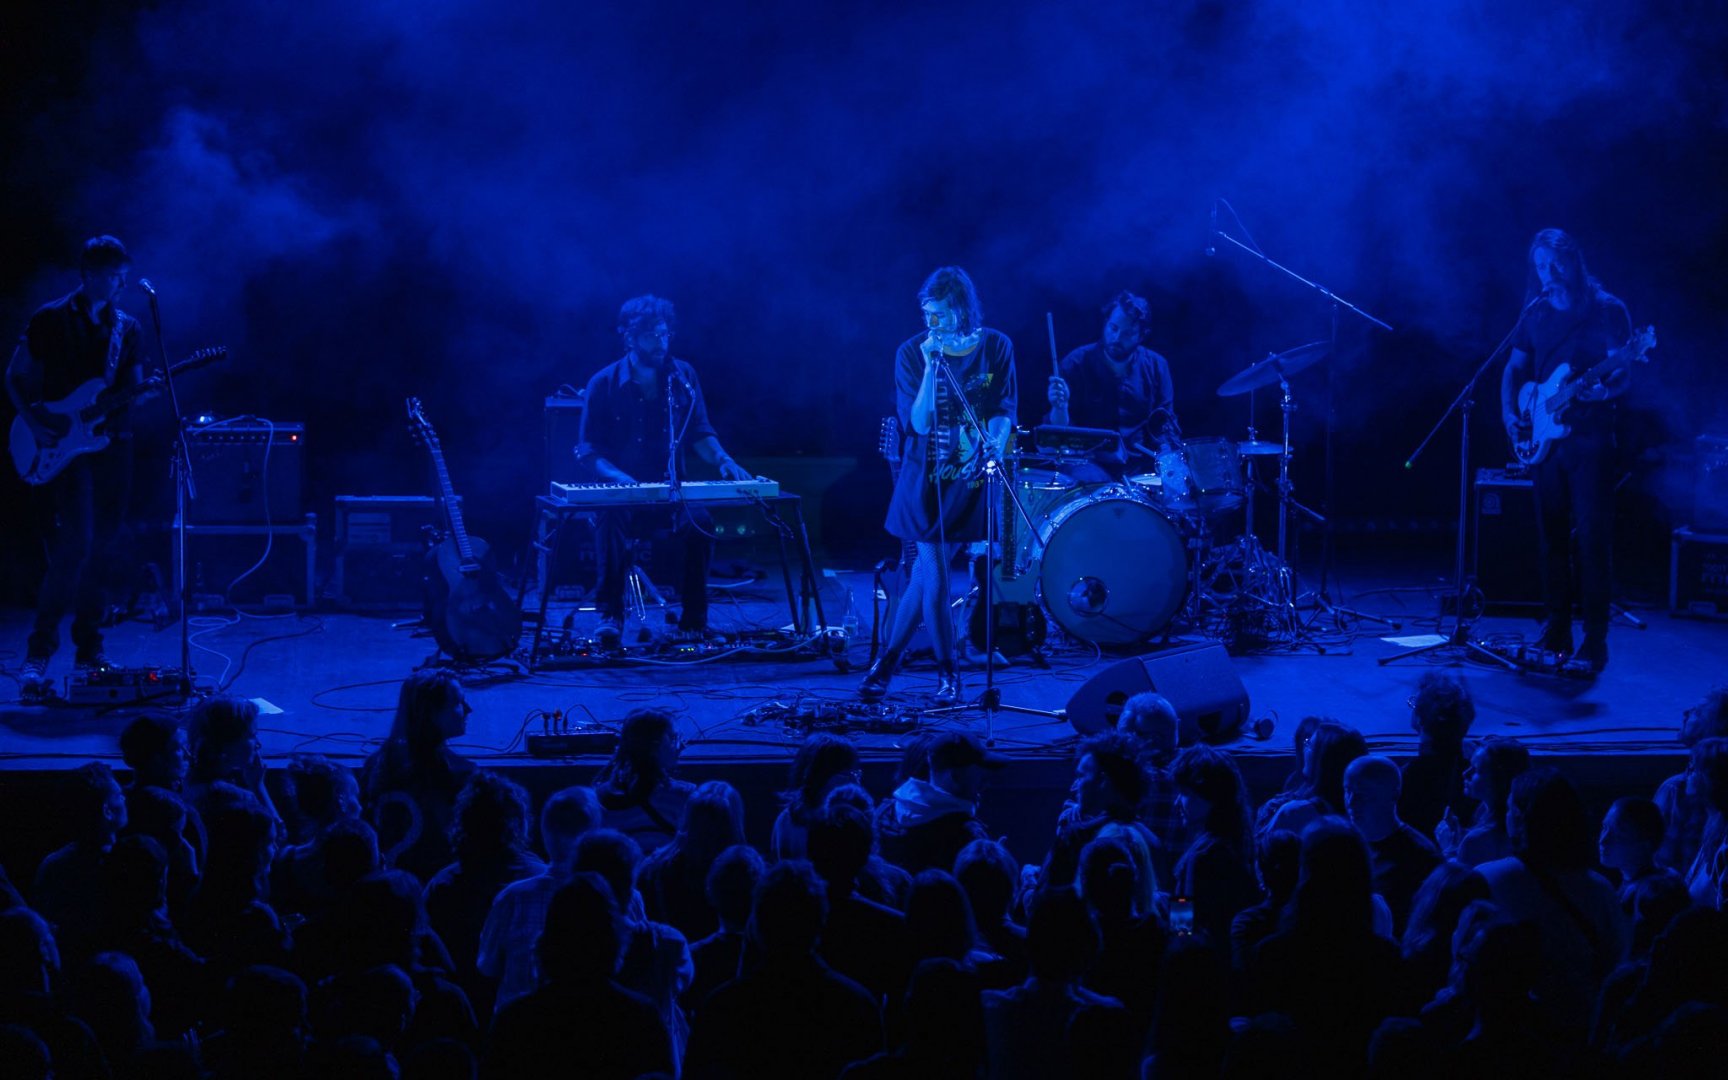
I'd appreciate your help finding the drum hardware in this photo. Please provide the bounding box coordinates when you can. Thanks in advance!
[1211,199,1397,609]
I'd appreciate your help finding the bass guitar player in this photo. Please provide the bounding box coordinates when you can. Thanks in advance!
[1499,228,1635,673]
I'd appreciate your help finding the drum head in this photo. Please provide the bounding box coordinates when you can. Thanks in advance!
[1038,493,1188,645]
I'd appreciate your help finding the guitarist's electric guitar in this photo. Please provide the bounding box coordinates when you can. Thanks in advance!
[9,346,227,484]
[406,398,523,662]
[1513,325,1656,466]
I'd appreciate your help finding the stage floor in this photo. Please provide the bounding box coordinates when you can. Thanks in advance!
[2,555,1719,775]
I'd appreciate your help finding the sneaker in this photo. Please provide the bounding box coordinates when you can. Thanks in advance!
[594,618,623,649]
[20,656,52,701]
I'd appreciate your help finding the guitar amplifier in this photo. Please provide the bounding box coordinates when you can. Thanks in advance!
[1672,527,1728,619]
[184,421,305,524]
[331,495,459,610]
[1474,468,1541,606]
[1697,435,1728,532]
[545,394,587,489]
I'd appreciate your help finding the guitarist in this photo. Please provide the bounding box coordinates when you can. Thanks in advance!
[1499,228,1633,672]
[574,294,754,647]
[6,236,147,696]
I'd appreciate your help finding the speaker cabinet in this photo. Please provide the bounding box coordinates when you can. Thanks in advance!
[1065,642,1250,743]
[185,422,305,525]
[1474,468,1540,606]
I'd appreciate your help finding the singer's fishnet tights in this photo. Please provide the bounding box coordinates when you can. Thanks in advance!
[879,541,961,670]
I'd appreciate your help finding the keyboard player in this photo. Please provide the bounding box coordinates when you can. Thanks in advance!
[574,294,753,646]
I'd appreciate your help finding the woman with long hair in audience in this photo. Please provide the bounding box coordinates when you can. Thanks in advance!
[186,694,282,830]
[1249,818,1406,1073]
[361,669,478,881]
[1399,860,1490,1003]
[594,708,696,855]
[639,779,747,941]
[770,734,860,861]
[1476,767,1627,1034]
[1264,719,1367,838]
[1681,736,1728,910]
[1170,744,1260,945]
[1437,735,1531,865]
[1252,714,1323,837]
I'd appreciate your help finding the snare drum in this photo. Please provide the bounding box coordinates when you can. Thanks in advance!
[1035,485,1189,645]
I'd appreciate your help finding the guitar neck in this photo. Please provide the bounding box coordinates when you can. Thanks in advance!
[427,446,477,565]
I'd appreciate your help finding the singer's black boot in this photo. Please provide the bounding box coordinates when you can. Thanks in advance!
[934,665,963,707]
[859,652,900,703]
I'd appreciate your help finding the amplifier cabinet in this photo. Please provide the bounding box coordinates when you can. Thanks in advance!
[1672,527,1728,619]
[331,495,457,610]
[184,421,305,525]
[1474,468,1541,606]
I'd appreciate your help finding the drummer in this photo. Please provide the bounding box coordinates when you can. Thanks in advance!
[1046,290,1181,482]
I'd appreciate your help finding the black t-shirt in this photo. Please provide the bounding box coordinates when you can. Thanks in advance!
[1510,289,1632,437]
[1053,342,1178,450]
[1369,823,1442,935]
[574,356,719,482]
[883,329,1017,542]
[22,290,146,423]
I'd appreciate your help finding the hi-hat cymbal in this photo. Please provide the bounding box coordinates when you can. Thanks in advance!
[1217,341,1331,397]
[1237,440,1283,456]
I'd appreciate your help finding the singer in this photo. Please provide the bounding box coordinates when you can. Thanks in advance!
[5,236,147,698]
[863,266,1017,705]
[1046,289,1181,479]
[574,294,752,647]
[1499,229,1633,672]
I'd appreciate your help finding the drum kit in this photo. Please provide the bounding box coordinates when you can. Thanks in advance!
[978,340,1333,652]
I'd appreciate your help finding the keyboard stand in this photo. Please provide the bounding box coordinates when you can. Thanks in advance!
[524,493,829,669]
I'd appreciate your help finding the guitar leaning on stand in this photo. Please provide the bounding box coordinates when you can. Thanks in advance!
[405,398,523,664]
[1512,325,1657,466]
[8,346,226,484]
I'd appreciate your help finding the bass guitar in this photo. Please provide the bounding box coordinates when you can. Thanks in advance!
[1513,325,1656,466]
[405,398,523,662]
[9,346,227,484]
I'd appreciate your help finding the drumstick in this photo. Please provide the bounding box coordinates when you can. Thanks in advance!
[1045,311,1059,371]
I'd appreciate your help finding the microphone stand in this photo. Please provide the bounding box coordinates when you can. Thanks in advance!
[1211,211,1394,626]
[922,342,1064,743]
[142,284,200,696]
[1379,294,1548,669]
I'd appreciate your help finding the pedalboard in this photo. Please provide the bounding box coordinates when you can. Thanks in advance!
[65,667,189,704]
[525,727,621,758]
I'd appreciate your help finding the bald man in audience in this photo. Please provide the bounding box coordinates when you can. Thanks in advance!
[1344,755,1441,935]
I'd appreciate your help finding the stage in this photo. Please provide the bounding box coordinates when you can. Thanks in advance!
[1,550,1717,869]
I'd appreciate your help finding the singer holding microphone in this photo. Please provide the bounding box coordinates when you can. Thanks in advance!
[575,294,753,648]
[6,236,148,697]
[861,266,1017,706]
[1499,229,1633,672]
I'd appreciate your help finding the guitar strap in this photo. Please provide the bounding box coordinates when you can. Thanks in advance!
[102,312,125,385]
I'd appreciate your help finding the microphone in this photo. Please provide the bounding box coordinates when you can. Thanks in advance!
[137,278,158,297]
[1205,203,1217,257]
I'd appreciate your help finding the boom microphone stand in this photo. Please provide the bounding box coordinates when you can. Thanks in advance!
[1209,200,1393,617]
[921,342,1063,741]
[1379,291,1552,669]
[139,280,200,695]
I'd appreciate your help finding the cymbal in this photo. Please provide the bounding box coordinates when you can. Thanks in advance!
[1216,341,1331,397]
[1237,440,1283,456]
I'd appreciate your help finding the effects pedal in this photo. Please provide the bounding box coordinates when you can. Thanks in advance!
[65,667,190,705]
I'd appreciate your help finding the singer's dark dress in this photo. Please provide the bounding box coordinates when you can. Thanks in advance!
[884,329,1017,543]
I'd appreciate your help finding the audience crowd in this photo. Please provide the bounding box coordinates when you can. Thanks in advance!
[2,670,1727,1078]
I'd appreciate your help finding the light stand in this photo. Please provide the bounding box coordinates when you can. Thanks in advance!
[141,282,199,696]
[1379,295,1549,670]
[920,351,1063,741]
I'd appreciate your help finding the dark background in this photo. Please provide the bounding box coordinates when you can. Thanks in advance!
[3,0,1725,600]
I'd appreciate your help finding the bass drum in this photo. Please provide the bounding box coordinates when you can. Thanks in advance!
[1036,486,1189,645]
